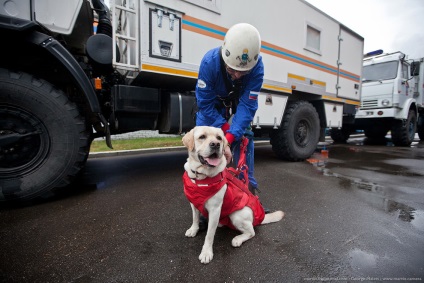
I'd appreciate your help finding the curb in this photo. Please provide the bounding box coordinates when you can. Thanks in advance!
[88,140,271,159]
[89,146,187,159]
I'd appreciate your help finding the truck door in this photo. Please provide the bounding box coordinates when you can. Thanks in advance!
[398,61,413,107]
[394,62,409,105]
[337,26,363,101]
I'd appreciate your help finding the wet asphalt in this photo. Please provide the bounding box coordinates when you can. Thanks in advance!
[1,135,424,282]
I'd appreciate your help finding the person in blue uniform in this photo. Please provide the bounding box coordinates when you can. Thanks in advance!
[195,23,264,195]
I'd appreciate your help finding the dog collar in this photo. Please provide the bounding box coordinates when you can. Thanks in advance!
[188,171,226,187]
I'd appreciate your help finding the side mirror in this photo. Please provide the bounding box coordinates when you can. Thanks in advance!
[411,61,420,76]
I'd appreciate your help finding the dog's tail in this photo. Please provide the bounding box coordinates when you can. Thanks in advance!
[261,210,285,225]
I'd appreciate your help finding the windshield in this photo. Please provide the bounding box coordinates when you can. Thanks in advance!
[362,61,399,82]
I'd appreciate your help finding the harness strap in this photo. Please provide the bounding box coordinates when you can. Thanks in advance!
[237,137,249,170]
[226,137,251,195]
[220,53,233,94]
[219,54,243,119]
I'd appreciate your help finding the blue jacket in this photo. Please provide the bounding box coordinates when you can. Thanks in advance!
[195,47,264,141]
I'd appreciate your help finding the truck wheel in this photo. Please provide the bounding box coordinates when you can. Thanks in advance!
[330,127,351,143]
[391,109,416,146]
[270,101,320,161]
[0,69,91,201]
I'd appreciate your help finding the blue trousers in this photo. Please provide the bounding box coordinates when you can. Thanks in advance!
[231,129,257,188]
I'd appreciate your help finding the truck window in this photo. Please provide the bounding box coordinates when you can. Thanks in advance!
[362,61,398,82]
[305,24,321,54]
[401,62,408,79]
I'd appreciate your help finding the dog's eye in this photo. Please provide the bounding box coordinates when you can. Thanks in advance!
[217,135,222,141]
[199,135,206,139]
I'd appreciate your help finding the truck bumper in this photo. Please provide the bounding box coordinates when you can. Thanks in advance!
[355,108,402,120]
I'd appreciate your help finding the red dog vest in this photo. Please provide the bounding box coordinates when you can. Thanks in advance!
[183,169,265,229]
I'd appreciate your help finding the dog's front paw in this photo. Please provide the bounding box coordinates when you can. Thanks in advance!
[231,234,252,247]
[199,249,213,264]
[185,226,199,237]
[231,236,244,247]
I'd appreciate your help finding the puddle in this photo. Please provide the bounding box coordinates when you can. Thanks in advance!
[348,248,378,270]
[306,148,329,167]
[306,146,424,229]
[383,199,418,223]
[410,210,424,231]
[382,159,424,177]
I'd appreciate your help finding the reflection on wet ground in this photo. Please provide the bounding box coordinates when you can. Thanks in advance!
[349,248,378,271]
[306,137,424,231]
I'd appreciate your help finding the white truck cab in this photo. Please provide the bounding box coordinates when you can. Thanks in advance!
[355,50,424,145]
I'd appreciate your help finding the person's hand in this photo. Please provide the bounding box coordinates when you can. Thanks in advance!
[224,145,232,165]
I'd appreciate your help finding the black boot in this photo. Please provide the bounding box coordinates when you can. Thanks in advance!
[248,184,258,195]
[249,184,270,214]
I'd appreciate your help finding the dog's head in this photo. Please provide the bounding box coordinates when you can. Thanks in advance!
[182,126,228,177]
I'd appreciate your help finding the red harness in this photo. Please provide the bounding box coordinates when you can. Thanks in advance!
[182,138,265,229]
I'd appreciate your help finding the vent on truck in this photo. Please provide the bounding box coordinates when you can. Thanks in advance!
[361,99,378,109]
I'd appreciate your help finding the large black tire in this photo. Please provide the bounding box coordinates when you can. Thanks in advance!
[0,69,91,201]
[391,109,416,146]
[330,127,351,143]
[270,101,320,161]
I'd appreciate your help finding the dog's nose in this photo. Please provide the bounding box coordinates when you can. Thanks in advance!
[209,141,220,149]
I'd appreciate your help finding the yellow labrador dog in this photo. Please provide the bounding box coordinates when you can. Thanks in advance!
[182,126,284,264]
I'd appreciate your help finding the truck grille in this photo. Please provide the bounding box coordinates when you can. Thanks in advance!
[361,99,378,109]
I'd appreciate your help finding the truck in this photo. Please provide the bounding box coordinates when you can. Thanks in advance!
[0,0,363,201]
[349,50,424,145]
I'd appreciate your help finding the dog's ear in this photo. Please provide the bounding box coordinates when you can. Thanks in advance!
[182,128,195,151]
[222,131,229,148]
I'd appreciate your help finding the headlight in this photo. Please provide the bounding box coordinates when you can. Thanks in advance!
[381,99,390,106]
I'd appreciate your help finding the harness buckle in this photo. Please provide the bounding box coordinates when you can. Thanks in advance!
[223,100,232,108]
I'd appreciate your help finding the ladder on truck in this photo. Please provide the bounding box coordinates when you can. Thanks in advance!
[110,0,139,83]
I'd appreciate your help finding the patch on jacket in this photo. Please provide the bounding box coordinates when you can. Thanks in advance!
[249,91,259,100]
[197,79,207,89]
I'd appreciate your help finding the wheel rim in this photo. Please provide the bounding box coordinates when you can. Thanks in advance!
[295,120,310,147]
[0,105,50,177]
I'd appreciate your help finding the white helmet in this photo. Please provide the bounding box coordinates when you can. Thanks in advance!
[221,23,261,71]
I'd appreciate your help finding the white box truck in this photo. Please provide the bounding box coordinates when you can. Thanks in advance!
[0,0,363,201]
[354,50,424,145]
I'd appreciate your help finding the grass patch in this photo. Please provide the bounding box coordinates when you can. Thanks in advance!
[90,137,183,152]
